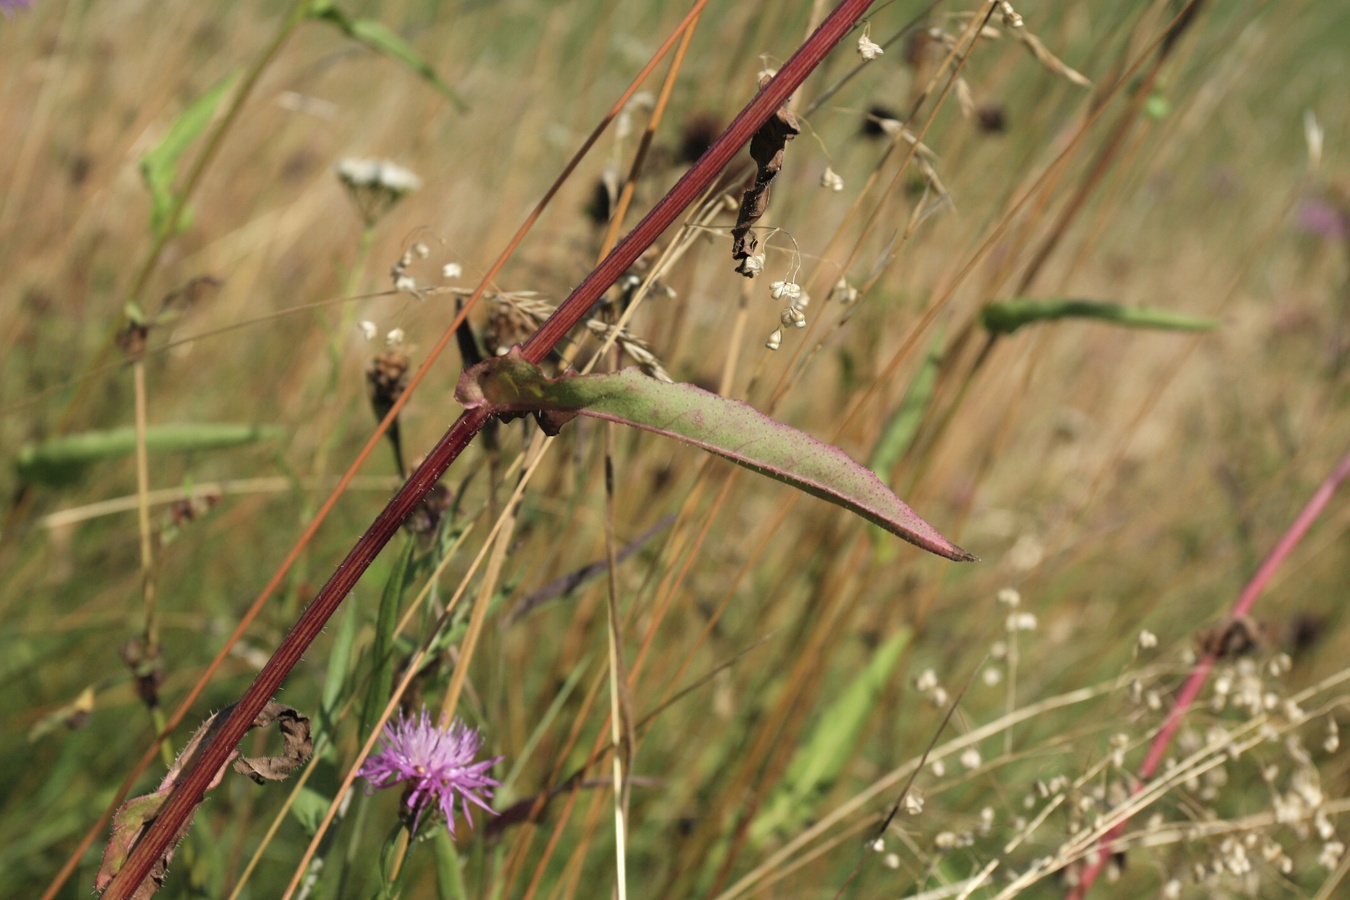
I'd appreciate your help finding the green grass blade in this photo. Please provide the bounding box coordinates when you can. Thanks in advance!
[749,628,912,842]
[139,70,240,238]
[868,332,942,482]
[309,3,466,111]
[432,828,467,900]
[321,602,360,728]
[981,298,1222,335]
[360,537,416,742]
[867,332,943,559]
[498,653,593,796]
[16,423,285,487]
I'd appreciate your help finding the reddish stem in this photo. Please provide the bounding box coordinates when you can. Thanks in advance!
[1070,443,1350,898]
[100,2,876,896]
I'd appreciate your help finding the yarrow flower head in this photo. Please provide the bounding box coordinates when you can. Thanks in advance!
[336,157,422,226]
[359,710,503,836]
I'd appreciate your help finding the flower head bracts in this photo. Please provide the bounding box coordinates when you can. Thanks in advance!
[359,710,503,837]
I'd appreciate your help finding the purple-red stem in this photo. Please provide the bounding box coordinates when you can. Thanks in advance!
[1070,443,1350,898]
[100,2,876,896]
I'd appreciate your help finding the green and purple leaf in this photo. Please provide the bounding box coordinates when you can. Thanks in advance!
[457,351,974,562]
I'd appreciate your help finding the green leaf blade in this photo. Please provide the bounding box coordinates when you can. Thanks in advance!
[981,298,1222,335]
[750,628,911,841]
[16,423,285,486]
[139,70,241,237]
[868,332,942,481]
[457,352,974,562]
[310,5,466,110]
[360,537,416,741]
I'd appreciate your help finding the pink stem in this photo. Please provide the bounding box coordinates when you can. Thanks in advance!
[1071,443,1350,898]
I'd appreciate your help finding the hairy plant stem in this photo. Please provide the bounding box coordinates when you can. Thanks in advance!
[101,2,876,895]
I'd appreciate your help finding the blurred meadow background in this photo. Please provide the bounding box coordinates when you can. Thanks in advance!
[3,0,1349,896]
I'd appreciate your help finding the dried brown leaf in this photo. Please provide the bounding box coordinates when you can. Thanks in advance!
[731,75,800,276]
[96,702,312,897]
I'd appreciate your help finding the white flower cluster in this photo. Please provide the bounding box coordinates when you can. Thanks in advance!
[857,27,884,61]
[385,240,462,297]
[336,157,422,225]
[765,278,812,351]
[915,667,949,707]
[336,158,423,194]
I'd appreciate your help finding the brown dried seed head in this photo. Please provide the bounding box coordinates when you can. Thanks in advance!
[584,176,613,227]
[117,320,150,358]
[731,82,800,274]
[367,349,410,418]
[1196,615,1268,659]
[861,104,900,139]
[404,482,453,538]
[483,303,537,358]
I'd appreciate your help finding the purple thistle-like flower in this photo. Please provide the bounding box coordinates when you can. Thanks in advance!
[359,710,504,836]
[1,0,31,17]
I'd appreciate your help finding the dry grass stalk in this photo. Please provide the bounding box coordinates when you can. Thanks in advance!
[486,292,673,383]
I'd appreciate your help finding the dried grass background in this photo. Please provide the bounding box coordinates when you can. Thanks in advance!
[2,0,1349,897]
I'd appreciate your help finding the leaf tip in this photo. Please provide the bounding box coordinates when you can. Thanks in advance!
[948,545,980,563]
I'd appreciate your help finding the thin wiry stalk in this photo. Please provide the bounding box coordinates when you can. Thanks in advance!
[994,671,1350,897]
[1014,0,1205,295]
[809,0,1189,518]
[711,675,1137,900]
[766,0,996,413]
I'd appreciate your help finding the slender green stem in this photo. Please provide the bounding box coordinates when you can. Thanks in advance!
[432,828,467,899]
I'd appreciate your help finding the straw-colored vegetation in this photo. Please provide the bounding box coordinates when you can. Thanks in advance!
[2,1,1348,897]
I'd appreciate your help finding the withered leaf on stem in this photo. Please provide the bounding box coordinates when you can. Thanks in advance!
[96,702,312,898]
[731,74,800,276]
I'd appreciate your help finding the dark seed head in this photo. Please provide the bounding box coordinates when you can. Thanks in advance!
[976,104,1007,134]
[367,349,411,420]
[679,112,721,165]
[584,176,612,227]
[861,104,900,139]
